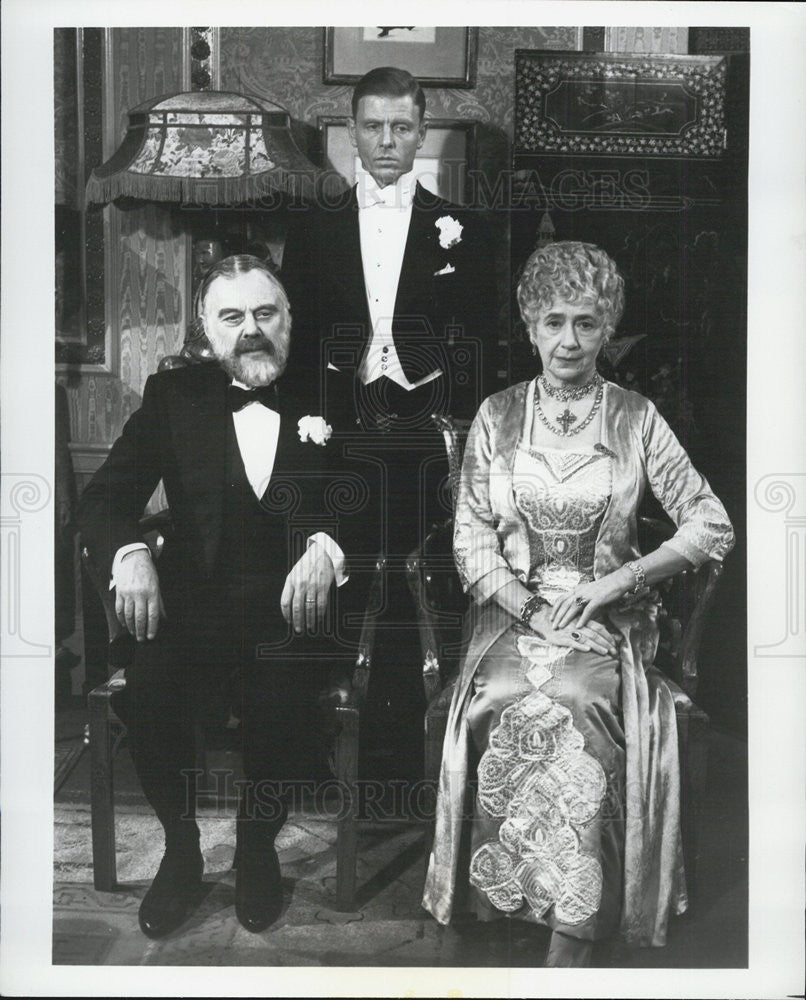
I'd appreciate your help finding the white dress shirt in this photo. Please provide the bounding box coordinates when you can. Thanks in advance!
[111,379,346,586]
[355,169,442,389]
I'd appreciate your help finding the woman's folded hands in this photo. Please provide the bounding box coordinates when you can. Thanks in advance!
[549,568,634,631]
[528,605,618,658]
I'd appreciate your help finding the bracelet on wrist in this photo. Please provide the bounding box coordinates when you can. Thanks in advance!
[625,560,646,595]
[519,592,549,627]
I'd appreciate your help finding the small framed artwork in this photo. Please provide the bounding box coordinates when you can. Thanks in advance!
[323,27,478,88]
[318,116,477,205]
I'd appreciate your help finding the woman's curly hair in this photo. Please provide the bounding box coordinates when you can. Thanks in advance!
[517,241,625,341]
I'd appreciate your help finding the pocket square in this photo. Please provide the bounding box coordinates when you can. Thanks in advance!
[434,262,455,276]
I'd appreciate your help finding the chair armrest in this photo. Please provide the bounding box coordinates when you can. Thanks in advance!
[430,414,470,516]
[638,515,725,698]
[406,519,468,703]
[425,670,458,723]
[406,548,444,703]
[87,668,127,701]
[342,556,386,708]
[679,559,723,698]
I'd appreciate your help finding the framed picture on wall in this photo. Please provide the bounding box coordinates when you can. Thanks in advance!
[323,27,478,87]
[318,116,477,205]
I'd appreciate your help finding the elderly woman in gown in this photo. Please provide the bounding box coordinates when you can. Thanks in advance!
[421,241,735,966]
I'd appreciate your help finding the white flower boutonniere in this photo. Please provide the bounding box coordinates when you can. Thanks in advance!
[297,415,332,446]
[435,215,463,249]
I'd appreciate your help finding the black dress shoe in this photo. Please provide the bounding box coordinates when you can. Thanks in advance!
[234,846,283,933]
[138,847,204,939]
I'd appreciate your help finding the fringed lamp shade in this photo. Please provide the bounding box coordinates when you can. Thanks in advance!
[85,90,344,205]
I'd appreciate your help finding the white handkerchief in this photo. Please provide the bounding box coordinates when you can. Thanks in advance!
[516,633,554,690]
[434,262,455,276]
[525,662,553,690]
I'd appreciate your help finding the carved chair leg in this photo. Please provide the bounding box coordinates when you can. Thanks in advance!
[335,704,359,911]
[88,687,118,892]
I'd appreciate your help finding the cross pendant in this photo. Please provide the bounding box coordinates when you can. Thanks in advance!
[556,407,577,433]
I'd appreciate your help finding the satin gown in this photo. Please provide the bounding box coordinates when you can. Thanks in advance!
[422,378,735,947]
[465,444,625,940]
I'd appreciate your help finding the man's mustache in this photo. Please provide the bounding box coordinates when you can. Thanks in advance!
[235,337,280,356]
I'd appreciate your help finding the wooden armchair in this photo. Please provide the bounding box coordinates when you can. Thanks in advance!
[82,510,386,912]
[406,415,723,896]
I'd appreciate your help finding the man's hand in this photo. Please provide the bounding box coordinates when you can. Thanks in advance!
[281,544,336,635]
[114,550,164,641]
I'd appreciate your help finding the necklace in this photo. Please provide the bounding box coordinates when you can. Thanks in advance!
[538,373,601,402]
[535,377,604,436]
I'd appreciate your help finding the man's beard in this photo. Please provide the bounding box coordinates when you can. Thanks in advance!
[208,331,289,386]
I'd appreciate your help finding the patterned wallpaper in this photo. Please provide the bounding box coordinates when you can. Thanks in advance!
[220,26,578,135]
[54,29,78,207]
[61,28,188,453]
[605,27,688,53]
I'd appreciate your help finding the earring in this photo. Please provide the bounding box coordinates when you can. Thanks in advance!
[530,343,538,357]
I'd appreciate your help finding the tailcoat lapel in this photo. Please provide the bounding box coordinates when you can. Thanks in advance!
[394,183,440,318]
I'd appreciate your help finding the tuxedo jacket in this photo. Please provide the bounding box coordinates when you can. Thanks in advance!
[76,363,351,613]
[281,182,498,422]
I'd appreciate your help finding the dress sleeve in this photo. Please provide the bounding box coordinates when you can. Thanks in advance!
[453,400,520,603]
[642,400,735,566]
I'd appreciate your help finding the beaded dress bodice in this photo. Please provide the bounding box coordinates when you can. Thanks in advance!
[511,444,612,603]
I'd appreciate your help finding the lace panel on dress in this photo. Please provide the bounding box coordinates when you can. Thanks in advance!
[469,638,607,925]
[469,447,612,925]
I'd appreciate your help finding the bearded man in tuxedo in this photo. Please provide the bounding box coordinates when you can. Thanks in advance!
[77,256,348,938]
[281,68,498,765]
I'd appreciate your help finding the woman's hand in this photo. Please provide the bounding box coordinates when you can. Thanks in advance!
[550,570,633,630]
[529,607,618,658]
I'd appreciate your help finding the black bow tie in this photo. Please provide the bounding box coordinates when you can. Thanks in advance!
[227,384,279,412]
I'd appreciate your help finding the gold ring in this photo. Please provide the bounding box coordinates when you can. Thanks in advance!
[574,596,586,606]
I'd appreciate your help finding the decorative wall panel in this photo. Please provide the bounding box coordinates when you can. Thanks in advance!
[515,52,727,158]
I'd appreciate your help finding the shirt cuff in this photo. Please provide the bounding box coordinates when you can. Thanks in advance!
[110,543,151,590]
[308,533,349,587]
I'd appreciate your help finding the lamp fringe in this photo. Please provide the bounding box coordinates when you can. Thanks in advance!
[85,167,347,206]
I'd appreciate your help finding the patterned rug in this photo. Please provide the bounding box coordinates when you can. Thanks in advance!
[53,802,451,966]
